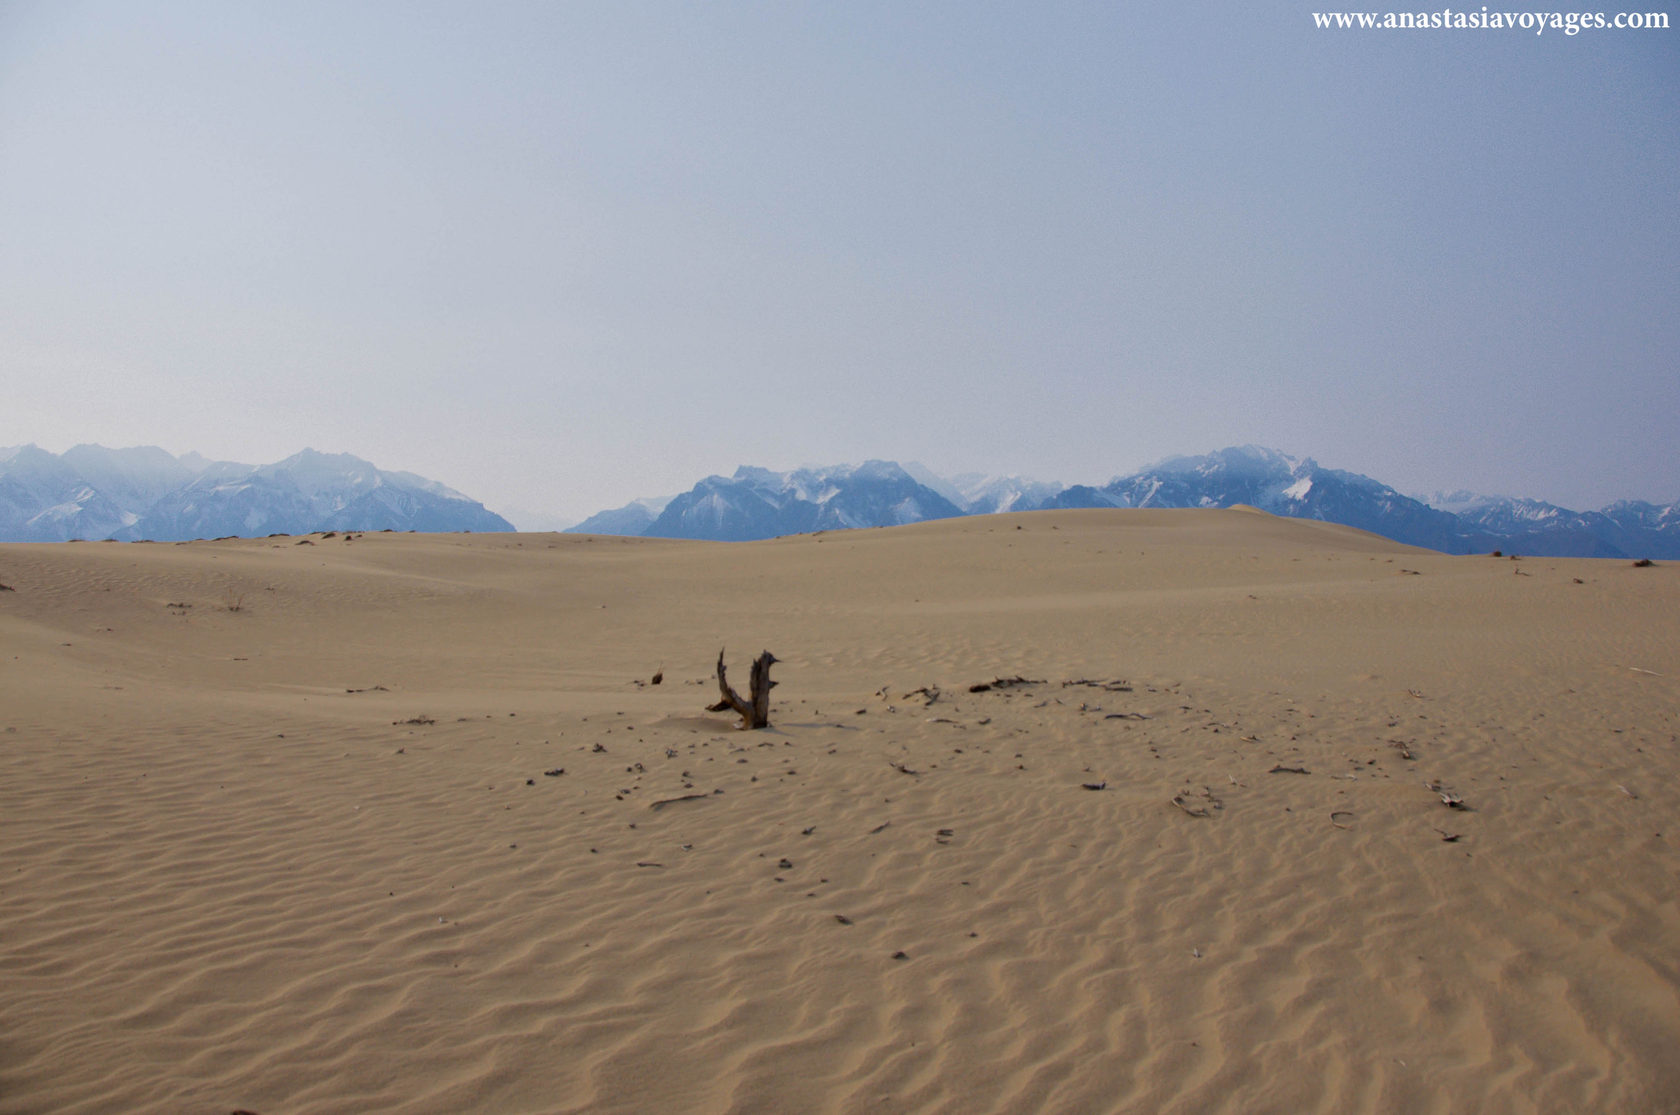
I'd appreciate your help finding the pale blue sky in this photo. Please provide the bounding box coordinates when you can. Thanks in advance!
[3,1,1675,525]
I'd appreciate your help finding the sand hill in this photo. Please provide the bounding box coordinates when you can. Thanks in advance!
[2,509,1676,1113]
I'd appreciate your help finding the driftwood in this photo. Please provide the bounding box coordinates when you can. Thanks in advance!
[968,676,1043,693]
[707,648,778,729]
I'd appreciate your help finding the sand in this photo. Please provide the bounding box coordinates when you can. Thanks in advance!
[2,508,1676,1114]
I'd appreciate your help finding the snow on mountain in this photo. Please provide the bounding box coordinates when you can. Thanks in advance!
[59,444,197,514]
[946,472,1067,515]
[1420,489,1497,516]
[1087,447,1471,551]
[0,445,512,542]
[120,449,513,540]
[560,447,1678,556]
[1280,477,1313,502]
[0,444,137,541]
[615,461,964,542]
[1588,499,1680,559]
[898,462,968,507]
[1415,490,1632,556]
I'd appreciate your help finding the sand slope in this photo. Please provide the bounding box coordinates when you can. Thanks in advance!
[2,509,1677,1113]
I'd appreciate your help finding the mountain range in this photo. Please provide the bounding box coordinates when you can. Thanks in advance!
[0,445,513,542]
[5,443,1673,557]
[568,446,1679,559]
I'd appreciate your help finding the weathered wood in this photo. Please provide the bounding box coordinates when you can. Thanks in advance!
[748,650,776,727]
[710,648,778,729]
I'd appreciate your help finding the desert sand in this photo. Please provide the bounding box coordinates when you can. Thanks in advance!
[2,508,1676,1114]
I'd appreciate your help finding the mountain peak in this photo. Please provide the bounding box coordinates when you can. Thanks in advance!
[1147,445,1311,478]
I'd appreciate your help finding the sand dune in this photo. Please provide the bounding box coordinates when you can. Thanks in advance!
[2,509,1676,1113]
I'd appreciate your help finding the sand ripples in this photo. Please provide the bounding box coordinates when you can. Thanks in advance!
[3,524,1677,1112]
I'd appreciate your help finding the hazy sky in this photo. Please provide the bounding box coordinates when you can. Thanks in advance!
[3,1,1676,526]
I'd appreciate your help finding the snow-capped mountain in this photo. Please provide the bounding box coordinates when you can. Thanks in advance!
[1421,491,1680,559]
[0,444,142,542]
[1421,489,1582,533]
[1416,490,1624,557]
[566,446,1678,557]
[0,445,513,542]
[1592,499,1680,557]
[1093,446,1477,553]
[599,461,966,542]
[59,444,199,515]
[946,472,1067,515]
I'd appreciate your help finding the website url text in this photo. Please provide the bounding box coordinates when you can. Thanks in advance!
[1311,8,1671,33]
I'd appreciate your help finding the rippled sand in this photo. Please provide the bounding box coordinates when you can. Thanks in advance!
[3,509,1677,1113]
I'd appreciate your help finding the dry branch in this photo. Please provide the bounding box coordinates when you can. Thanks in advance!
[708,648,778,729]
[967,676,1043,693]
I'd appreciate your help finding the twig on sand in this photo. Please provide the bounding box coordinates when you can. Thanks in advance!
[1617,664,1663,677]
[890,761,921,776]
[1433,828,1463,842]
[967,676,1043,693]
[1425,780,1466,809]
[649,793,709,810]
[1171,795,1210,817]
[1269,764,1311,775]
[1171,787,1222,817]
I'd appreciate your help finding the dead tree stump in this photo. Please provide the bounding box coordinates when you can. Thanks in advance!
[708,648,778,729]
